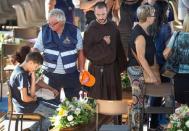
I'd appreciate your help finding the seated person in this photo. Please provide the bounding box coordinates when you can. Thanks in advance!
[10,45,59,98]
[9,52,56,130]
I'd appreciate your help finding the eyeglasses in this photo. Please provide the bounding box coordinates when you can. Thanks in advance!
[48,21,59,28]
[149,14,156,17]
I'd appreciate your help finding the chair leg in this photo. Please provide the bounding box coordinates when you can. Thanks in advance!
[112,115,122,125]
[147,114,150,130]
[15,116,20,131]
[140,112,143,131]
[20,115,23,131]
[8,113,13,131]
[0,81,2,101]
[96,114,99,131]
[96,104,99,131]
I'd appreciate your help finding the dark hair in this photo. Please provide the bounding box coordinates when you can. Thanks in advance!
[94,2,107,10]
[25,52,43,65]
[152,1,169,37]
[15,45,31,64]
[154,0,169,25]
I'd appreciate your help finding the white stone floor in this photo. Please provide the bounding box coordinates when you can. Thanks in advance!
[2,119,37,131]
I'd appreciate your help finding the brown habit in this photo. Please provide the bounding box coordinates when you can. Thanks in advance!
[83,20,126,100]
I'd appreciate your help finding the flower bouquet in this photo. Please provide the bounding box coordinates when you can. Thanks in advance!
[168,105,189,131]
[50,97,96,130]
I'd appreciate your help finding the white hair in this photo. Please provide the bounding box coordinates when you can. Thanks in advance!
[48,8,66,22]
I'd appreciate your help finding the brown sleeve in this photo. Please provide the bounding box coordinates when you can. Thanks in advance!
[83,26,115,65]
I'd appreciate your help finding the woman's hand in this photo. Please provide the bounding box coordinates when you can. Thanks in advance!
[149,73,161,84]
[163,47,172,60]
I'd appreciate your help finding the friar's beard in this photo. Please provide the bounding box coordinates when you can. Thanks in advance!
[96,18,107,24]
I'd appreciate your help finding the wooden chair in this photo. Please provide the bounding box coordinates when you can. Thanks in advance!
[13,27,39,40]
[142,83,175,130]
[0,44,22,101]
[7,80,43,131]
[96,100,130,131]
[0,112,6,131]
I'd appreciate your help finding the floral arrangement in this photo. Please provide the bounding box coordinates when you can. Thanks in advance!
[50,97,96,130]
[121,72,130,89]
[168,105,189,131]
[35,67,44,80]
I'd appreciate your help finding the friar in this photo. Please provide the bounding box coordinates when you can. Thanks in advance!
[83,2,127,100]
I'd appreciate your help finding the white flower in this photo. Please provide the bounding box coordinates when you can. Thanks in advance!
[185,120,189,128]
[75,108,81,115]
[64,110,68,116]
[65,100,70,105]
[177,130,183,131]
[67,115,74,121]
[175,108,181,114]
[66,124,71,127]
[54,116,61,126]
[69,104,75,110]
[177,121,181,127]
[70,121,75,126]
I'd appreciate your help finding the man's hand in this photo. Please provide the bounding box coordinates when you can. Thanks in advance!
[79,71,90,85]
[51,88,59,97]
[103,35,111,45]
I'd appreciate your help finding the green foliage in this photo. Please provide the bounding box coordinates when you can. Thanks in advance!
[121,72,130,89]
[35,67,43,80]
[50,98,96,129]
[168,105,189,131]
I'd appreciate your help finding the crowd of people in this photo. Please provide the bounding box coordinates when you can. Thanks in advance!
[7,0,189,130]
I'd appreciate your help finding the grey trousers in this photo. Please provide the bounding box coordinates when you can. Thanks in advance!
[29,102,56,131]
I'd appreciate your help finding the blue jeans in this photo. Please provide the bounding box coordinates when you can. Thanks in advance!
[29,101,57,131]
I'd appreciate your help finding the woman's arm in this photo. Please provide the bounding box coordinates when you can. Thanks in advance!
[45,0,56,19]
[80,0,104,11]
[163,31,177,59]
[135,35,159,83]
[163,47,172,60]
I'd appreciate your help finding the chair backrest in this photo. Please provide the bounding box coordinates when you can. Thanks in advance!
[0,44,22,81]
[7,80,13,113]
[13,27,39,40]
[96,100,128,115]
[144,83,174,97]
[1,44,21,58]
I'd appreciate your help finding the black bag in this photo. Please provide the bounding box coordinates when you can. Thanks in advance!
[161,32,180,78]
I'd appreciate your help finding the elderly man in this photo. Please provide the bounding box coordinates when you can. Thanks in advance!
[33,9,85,102]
